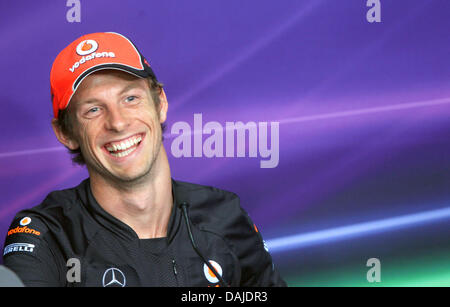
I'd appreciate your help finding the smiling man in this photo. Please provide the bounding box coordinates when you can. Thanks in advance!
[2,32,286,287]
[56,69,172,240]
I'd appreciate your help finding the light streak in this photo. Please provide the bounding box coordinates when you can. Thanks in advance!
[266,206,450,253]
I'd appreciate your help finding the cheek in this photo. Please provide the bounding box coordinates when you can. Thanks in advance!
[76,122,98,152]
[139,106,161,129]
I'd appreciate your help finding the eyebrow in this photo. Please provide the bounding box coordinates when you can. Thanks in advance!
[118,83,142,96]
[74,83,143,107]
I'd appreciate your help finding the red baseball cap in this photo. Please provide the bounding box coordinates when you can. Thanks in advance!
[50,32,157,118]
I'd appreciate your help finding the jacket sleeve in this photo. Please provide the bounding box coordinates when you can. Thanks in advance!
[219,194,287,287]
[2,214,62,287]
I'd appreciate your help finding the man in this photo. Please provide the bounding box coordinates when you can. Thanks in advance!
[2,32,286,287]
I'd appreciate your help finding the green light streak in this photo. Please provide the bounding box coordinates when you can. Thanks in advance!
[283,250,450,287]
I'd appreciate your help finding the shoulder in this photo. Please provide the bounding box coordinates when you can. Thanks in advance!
[173,179,257,243]
[3,181,87,257]
[172,180,286,286]
[8,183,82,233]
[173,179,244,223]
[173,179,239,202]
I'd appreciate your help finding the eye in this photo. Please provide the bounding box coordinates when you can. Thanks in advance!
[125,96,138,103]
[87,107,99,114]
[82,106,101,118]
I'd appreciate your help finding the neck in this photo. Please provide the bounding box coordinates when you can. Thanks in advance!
[89,146,173,239]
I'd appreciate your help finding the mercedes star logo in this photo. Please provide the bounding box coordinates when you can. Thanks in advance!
[102,268,126,287]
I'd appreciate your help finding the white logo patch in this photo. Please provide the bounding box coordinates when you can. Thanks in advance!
[102,268,126,287]
[76,39,98,56]
[203,260,223,284]
[3,243,35,256]
[19,217,31,226]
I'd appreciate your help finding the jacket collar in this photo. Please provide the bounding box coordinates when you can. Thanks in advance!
[76,178,183,243]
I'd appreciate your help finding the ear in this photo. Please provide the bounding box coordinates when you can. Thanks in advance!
[51,118,80,150]
[158,89,169,124]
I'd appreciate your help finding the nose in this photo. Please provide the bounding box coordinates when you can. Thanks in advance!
[104,106,129,132]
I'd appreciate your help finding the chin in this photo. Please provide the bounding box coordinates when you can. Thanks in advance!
[111,162,155,184]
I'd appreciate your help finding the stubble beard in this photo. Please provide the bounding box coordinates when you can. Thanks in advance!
[86,130,163,191]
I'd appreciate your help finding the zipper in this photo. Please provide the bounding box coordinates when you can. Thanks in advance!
[172,259,179,285]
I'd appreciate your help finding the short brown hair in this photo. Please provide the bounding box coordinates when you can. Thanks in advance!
[54,76,166,166]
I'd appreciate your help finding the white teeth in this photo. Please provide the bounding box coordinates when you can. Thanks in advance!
[110,146,137,158]
[105,135,142,153]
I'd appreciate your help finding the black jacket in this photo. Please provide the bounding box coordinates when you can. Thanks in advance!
[2,178,286,287]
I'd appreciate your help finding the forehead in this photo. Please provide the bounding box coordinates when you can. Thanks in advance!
[70,70,148,107]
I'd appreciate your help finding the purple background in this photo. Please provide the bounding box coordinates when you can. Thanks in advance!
[1,0,449,285]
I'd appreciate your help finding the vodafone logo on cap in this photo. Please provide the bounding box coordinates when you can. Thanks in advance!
[69,39,116,73]
[76,39,98,56]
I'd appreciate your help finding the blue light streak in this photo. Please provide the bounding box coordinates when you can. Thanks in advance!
[266,206,450,253]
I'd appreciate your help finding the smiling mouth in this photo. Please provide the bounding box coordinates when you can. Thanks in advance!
[104,134,143,158]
